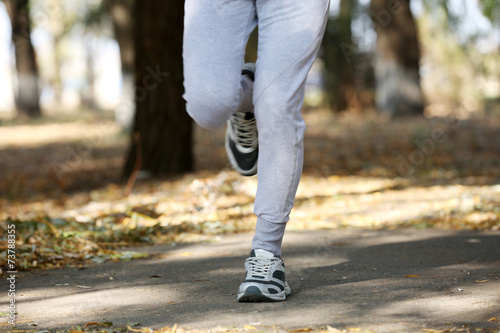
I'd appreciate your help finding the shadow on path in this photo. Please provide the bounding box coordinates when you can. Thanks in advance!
[8,229,500,332]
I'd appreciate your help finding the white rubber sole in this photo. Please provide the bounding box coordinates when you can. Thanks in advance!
[237,282,291,302]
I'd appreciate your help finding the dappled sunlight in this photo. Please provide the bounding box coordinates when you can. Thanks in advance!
[291,180,500,230]
[0,0,498,330]
[0,120,121,149]
[16,284,185,326]
[8,230,499,331]
[1,108,499,272]
[366,282,498,322]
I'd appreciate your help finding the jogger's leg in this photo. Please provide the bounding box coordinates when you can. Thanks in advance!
[251,0,330,256]
[183,0,257,130]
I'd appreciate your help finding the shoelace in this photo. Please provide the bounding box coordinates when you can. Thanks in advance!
[246,257,279,279]
[232,113,257,149]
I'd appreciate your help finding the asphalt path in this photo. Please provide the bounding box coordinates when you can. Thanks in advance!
[4,229,500,332]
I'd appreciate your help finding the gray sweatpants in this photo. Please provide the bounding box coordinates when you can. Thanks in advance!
[183,0,329,256]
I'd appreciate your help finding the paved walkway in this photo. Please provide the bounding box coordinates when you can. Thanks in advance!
[4,229,500,332]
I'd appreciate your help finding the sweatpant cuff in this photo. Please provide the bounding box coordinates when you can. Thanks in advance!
[251,218,287,256]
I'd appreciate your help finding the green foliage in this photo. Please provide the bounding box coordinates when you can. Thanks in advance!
[421,0,461,30]
[423,0,499,28]
[478,0,500,24]
[417,0,500,114]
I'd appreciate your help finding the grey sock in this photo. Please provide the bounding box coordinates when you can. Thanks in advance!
[251,218,287,256]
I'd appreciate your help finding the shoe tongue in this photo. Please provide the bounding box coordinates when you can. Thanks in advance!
[254,249,275,258]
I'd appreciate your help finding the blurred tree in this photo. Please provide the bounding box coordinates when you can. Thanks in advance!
[370,0,425,117]
[103,0,135,128]
[424,0,499,27]
[478,0,500,25]
[124,0,193,177]
[418,0,499,115]
[84,0,135,127]
[29,0,78,107]
[322,0,360,112]
[3,0,41,117]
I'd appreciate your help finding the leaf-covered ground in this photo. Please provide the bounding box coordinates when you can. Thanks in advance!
[7,321,496,333]
[1,108,499,274]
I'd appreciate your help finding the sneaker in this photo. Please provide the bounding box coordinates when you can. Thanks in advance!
[237,249,291,302]
[225,63,258,176]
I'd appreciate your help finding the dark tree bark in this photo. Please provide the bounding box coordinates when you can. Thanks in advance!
[370,0,425,117]
[3,0,41,117]
[124,0,193,177]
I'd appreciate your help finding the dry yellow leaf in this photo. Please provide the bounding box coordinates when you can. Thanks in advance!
[154,323,177,333]
[405,275,421,278]
[82,322,109,329]
[474,280,488,283]
[243,325,257,330]
[488,317,499,323]
[127,325,152,333]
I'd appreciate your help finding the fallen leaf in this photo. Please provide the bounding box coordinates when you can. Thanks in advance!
[474,280,488,283]
[63,252,81,259]
[244,325,257,330]
[127,325,153,333]
[405,275,421,278]
[154,324,177,333]
[488,317,499,323]
[82,321,112,329]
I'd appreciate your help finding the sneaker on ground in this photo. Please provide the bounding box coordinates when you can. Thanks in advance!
[225,63,258,176]
[237,249,291,302]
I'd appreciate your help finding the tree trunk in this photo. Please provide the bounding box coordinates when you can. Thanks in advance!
[322,0,358,112]
[81,36,97,110]
[124,0,193,177]
[105,0,135,129]
[3,0,41,117]
[370,0,425,117]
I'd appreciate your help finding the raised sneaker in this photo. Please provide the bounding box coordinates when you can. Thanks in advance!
[225,63,258,176]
